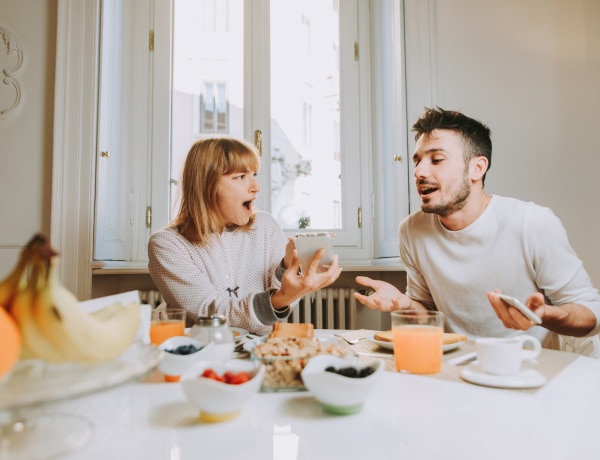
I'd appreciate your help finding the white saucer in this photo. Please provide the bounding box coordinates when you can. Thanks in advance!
[460,363,547,389]
[367,334,461,353]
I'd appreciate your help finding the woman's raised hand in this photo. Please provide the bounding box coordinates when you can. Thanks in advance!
[271,249,342,309]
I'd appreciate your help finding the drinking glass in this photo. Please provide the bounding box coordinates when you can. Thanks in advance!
[150,308,186,346]
[392,310,444,374]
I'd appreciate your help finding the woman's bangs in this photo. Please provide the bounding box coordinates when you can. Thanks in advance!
[224,147,260,174]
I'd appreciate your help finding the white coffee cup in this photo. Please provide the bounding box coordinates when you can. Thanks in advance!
[475,335,542,375]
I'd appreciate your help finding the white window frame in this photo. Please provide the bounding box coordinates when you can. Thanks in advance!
[52,0,410,298]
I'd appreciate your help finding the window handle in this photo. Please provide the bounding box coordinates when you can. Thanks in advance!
[254,130,262,157]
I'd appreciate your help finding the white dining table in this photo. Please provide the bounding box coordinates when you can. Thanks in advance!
[13,331,600,460]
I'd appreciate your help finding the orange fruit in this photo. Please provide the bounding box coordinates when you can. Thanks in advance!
[0,307,21,377]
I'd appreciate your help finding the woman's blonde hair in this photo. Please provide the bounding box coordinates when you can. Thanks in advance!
[171,137,260,243]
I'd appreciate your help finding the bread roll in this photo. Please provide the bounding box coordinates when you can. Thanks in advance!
[269,322,314,339]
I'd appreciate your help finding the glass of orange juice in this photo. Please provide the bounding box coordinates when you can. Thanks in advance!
[150,308,186,346]
[391,310,444,374]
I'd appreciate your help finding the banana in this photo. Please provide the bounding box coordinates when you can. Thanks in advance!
[91,302,129,320]
[4,233,141,365]
[32,257,140,364]
[0,234,54,308]
[10,255,67,362]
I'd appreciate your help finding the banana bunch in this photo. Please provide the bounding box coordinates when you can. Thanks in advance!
[0,234,140,364]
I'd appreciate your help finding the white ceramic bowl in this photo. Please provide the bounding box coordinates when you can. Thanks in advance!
[301,355,384,415]
[180,359,265,423]
[157,336,214,381]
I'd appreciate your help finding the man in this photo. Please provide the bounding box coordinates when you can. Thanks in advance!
[355,107,600,345]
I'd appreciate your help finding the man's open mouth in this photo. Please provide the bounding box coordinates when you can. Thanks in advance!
[420,186,438,196]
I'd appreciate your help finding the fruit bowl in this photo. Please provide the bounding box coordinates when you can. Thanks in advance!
[157,336,215,382]
[301,355,384,415]
[180,359,265,423]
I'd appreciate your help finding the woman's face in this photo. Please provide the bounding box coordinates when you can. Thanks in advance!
[215,168,260,227]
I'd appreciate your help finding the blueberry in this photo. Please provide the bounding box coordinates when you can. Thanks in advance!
[358,366,375,378]
[166,344,203,355]
[325,365,375,378]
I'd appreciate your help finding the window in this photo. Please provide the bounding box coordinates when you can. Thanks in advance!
[94,0,409,263]
[197,82,229,134]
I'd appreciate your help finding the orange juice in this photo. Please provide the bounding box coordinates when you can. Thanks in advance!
[393,325,443,374]
[150,320,185,345]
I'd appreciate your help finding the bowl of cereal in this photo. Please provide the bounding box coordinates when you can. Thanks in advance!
[301,355,384,415]
[247,336,351,391]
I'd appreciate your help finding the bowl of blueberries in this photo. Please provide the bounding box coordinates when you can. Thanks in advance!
[301,355,384,415]
[158,336,215,382]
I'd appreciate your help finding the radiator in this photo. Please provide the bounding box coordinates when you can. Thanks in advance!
[139,289,165,308]
[139,287,358,330]
[289,288,358,330]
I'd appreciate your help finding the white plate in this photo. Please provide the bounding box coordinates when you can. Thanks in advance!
[368,334,461,353]
[460,363,547,389]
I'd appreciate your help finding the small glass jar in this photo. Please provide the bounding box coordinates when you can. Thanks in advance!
[189,315,235,361]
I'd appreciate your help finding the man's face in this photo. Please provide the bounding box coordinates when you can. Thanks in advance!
[412,129,472,217]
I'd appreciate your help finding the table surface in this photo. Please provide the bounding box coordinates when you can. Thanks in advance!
[15,331,600,460]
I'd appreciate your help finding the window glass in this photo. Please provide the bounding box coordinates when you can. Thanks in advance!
[170,0,245,215]
[269,1,342,230]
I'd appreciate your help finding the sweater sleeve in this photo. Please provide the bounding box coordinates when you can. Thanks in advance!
[525,205,600,334]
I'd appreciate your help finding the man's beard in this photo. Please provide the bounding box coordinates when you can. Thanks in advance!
[420,172,471,217]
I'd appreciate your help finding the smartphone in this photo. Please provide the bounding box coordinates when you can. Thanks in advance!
[497,294,542,324]
[293,233,335,275]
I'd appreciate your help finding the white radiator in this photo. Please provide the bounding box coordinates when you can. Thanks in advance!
[139,287,359,330]
[139,289,165,308]
[289,288,358,330]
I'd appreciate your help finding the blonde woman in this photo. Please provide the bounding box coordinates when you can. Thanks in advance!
[148,137,341,335]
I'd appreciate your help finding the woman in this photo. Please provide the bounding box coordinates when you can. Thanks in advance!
[148,137,341,335]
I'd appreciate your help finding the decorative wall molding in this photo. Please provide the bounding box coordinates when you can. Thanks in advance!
[0,25,24,125]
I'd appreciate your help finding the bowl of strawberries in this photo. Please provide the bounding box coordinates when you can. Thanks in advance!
[180,359,265,423]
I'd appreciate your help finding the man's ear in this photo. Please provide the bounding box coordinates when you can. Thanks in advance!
[470,156,489,181]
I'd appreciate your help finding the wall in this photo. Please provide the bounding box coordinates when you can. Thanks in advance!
[405,0,600,285]
[0,0,57,276]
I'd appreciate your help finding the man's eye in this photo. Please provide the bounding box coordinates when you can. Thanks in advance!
[432,158,443,164]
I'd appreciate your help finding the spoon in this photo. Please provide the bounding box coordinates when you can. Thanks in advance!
[334,333,366,345]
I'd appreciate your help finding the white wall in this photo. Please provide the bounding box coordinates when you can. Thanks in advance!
[0,0,56,278]
[405,0,600,285]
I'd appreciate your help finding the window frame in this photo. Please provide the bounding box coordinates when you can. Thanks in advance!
[52,0,410,299]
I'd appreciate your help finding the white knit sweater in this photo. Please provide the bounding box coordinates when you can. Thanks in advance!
[400,195,600,344]
[148,211,292,335]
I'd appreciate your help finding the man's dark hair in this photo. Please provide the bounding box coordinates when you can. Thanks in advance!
[412,107,492,184]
